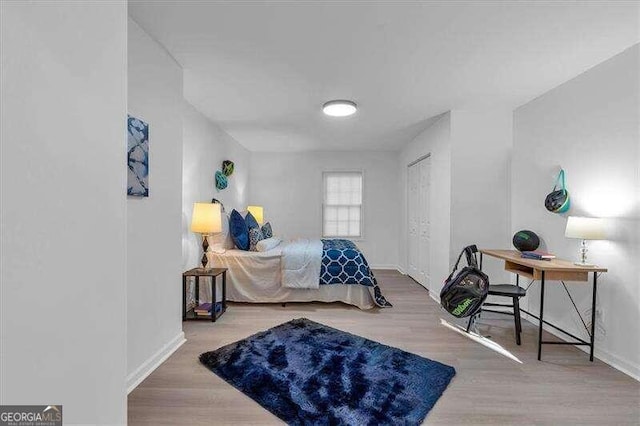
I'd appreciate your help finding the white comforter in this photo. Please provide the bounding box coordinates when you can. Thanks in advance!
[281,238,323,289]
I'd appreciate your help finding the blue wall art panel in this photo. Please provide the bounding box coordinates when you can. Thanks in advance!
[127,115,149,197]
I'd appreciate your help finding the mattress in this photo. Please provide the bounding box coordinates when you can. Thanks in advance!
[206,245,375,310]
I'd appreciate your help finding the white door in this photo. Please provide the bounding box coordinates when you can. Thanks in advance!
[407,163,419,280]
[407,156,431,290]
[417,158,431,288]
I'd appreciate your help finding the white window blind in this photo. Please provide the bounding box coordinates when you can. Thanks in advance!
[323,171,363,237]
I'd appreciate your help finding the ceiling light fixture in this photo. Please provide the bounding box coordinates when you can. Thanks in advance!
[322,100,357,117]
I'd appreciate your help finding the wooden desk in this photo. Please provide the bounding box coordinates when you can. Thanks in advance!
[480,249,607,361]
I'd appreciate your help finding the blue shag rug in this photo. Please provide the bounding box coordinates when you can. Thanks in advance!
[199,318,455,425]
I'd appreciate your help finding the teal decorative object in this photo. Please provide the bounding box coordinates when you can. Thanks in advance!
[215,170,228,190]
[222,160,235,176]
[544,169,570,213]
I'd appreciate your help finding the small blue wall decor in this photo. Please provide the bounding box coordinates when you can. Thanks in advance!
[127,115,149,197]
[215,170,228,190]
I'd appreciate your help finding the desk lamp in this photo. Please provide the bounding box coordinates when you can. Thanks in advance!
[565,216,605,266]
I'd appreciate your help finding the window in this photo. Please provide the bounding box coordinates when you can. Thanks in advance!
[323,171,363,238]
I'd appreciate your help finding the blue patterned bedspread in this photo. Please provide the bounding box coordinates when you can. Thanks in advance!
[319,239,392,307]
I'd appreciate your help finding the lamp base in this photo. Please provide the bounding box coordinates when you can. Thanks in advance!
[575,239,598,268]
[201,234,209,269]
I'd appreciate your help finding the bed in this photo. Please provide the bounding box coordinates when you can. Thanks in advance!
[207,239,391,310]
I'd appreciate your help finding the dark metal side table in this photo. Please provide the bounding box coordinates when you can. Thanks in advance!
[182,267,227,322]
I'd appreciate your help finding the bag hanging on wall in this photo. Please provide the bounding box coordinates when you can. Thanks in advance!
[544,169,570,213]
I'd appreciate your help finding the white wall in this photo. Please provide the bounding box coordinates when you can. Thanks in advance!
[248,151,400,268]
[399,111,513,298]
[513,44,640,379]
[1,2,127,424]
[450,110,513,284]
[182,102,251,269]
[399,113,452,293]
[126,19,185,391]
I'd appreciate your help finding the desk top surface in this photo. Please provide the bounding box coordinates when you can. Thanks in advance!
[481,249,608,273]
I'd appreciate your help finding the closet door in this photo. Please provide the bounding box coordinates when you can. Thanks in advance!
[417,158,431,289]
[407,156,430,290]
[407,163,419,281]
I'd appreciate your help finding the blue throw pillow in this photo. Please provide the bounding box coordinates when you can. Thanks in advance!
[245,211,259,230]
[261,222,273,239]
[229,209,249,251]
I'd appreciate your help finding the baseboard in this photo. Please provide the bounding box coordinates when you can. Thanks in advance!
[520,312,639,382]
[126,331,186,394]
[370,264,401,271]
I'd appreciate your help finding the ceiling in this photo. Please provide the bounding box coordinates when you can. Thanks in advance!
[129,1,639,152]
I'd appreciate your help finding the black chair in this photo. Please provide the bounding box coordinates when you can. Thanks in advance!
[465,248,527,345]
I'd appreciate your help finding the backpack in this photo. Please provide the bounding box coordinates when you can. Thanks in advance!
[440,245,489,318]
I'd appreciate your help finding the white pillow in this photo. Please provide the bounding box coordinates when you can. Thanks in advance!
[208,213,234,250]
[256,237,282,252]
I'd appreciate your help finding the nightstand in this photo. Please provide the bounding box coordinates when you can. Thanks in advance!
[182,267,227,322]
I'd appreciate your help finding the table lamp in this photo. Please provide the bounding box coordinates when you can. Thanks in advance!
[565,216,605,266]
[247,205,264,226]
[191,202,222,270]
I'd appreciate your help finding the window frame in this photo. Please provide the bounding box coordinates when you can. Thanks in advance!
[321,169,365,240]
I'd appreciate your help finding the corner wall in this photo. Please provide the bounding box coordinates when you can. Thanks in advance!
[513,44,640,379]
[182,103,251,269]
[398,110,513,298]
[449,110,513,285]
[399,114,452,291]
[1,2,128,423]
[127,18,185,391]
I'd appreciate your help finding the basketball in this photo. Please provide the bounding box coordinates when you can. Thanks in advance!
[512,230,540,252]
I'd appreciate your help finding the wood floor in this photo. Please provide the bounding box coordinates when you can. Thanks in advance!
[128,270,640,425]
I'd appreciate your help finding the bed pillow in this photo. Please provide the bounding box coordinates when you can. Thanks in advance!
[245,211,260,230]
[208,213,234,250]
[249,227,265,251]
[256,237,281,252]
[229,209,250,251]
[261,222,273,239]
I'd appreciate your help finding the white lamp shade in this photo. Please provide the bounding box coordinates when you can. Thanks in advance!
[247,205,264,225]
[565,216,605,240]
[190,203,222,234]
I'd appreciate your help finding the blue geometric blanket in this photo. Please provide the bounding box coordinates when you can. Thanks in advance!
[320,239,392,307]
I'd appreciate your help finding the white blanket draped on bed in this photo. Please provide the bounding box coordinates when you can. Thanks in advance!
[281,238,323,289]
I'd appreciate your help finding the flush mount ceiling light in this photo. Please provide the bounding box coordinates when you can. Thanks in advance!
[322,100,357,117]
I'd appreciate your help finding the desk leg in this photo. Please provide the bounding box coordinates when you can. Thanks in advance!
[590,272,598,362]
[538,271,545,361]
